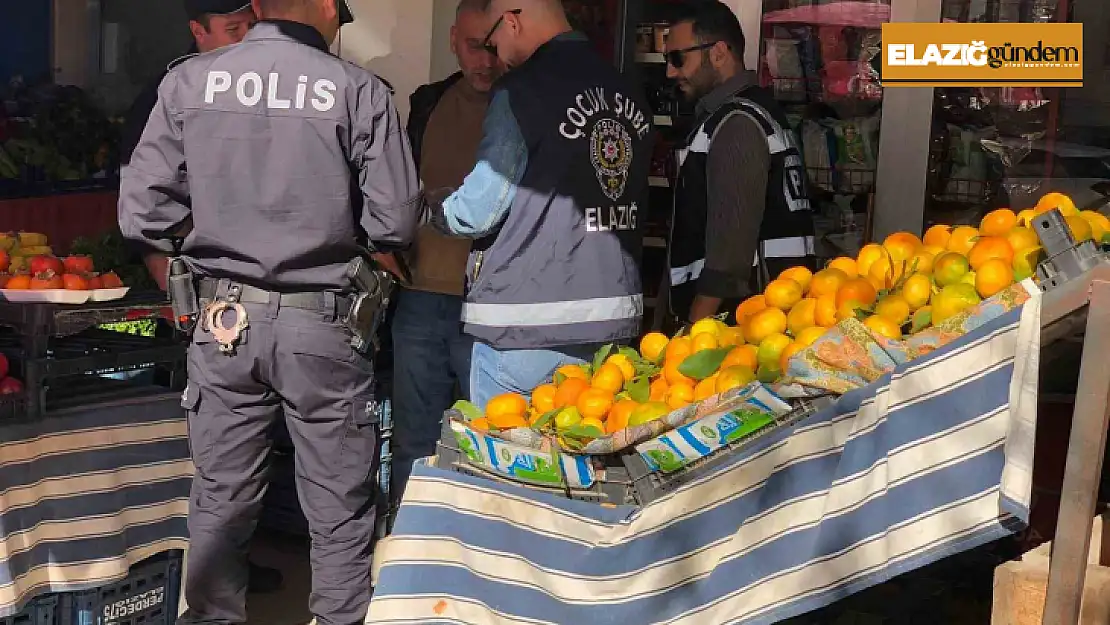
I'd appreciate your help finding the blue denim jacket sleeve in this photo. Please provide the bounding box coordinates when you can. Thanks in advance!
[441,89,528,237]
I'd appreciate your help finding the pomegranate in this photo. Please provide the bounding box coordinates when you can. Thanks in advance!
[29,255,64,276]
[62,273,90,290]
[63,255,95,274]
[5,274,31,290]
[100,271,124,289]
[0,353,7,379]
[0,250,8,272]
[29,270,64,290]
[87,274,104,289]
[0,377,23,395]
[0,273,10,288]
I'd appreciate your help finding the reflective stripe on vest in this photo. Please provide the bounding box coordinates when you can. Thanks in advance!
[462,294,644,328]
[669,235,815,286]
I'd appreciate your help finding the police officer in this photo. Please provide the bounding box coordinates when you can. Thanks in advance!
[118,0,422,623]
[118,0,284,596]
[664,2,816,325]
[425,0,652,411]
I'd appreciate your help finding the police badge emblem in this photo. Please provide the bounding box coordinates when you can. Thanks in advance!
[590,118,633,202]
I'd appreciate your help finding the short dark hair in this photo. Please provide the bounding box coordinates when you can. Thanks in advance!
[193,13,212,30]
[673,1,746,62]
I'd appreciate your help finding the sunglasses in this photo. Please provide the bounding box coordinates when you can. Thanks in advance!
[483,8,522,55]
[665,42,720,68]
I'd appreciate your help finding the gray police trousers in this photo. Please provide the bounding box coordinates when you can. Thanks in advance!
[177,298,379,625]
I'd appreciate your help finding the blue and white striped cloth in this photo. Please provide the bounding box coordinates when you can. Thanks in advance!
[368,289,1042,624]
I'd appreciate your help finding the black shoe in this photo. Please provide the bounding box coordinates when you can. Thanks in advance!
[248,560,283,594]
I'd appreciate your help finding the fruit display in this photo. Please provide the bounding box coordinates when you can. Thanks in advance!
[454,191,1090,455]
[0,231,127,302]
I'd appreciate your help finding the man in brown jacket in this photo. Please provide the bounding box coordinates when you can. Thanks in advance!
[391,0,504,502]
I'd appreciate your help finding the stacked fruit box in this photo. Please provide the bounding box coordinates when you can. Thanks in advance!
[435,191,1098,500]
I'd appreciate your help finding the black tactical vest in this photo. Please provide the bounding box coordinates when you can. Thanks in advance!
[669,85,816,319]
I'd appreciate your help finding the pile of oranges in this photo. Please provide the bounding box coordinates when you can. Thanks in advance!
[468,193,1098,447]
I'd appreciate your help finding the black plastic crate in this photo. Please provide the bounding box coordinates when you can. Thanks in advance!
[62,551,182,625]
[0,594,59,625]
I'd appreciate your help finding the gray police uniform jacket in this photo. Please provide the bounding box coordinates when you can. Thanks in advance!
[118,21,422,292]
[460,35,651,349]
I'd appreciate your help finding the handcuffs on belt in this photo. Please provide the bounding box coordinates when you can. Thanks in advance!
[203,283,249,355]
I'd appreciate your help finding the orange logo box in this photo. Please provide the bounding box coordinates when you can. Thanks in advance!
[881,23,1083,87]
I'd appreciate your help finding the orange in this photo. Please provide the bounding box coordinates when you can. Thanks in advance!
[735,295,768,324]
[1005,226,1039,252]
[716,365,756,394]
[864,315,903,340]
[1034,191,1078,217]
[607,399,638,433]
[874,294,911,326]
[721,344,759,370]
[837,300,867,322]
[979,208,1018,237]
[469,417,491,432]
[663,359,693,387]
[694,375,719,402]
[665,382,695,410]
[690,318,722,339]
[744,307,788,344]
[579,417,606,435]
[757,333,792,368]
[1013,246,1045,282]
[576,387,615,420]
[908,249,936,275]
[485,393,530,429]
[779,342,803,371]
[639,332,670,362]
[867,252,908,291]
[809,268,849,298]
[827,256,859,279]
[856,243,886,278]
[1016,209,1037,227]
[665,336,693,365]
[786,297,817,336]
[882,232,922,262]
[923,224,953,249]
[975,258,1014,298]
[555,406,583,430]
[628,401,670,427]
[1065,215,1093,242]
[946,225,980,255]
[691,332,719,353]
[967,236,1014,270]
[1081,210,1110,242]
[835,277,878,310]
[795,326,826,348]
[531,383,558,414]
[605,354,636,382]
[649,376,669,401]
[554,378,590,409]
[933,252,971,287]
[814,293,838,327]
[556,364,589,381]
[591,363,626,394]
[764,278,804,310]
[777,266,813,294]
[718,326,744,347]
[901,273,934,310]
[932,283,981,324]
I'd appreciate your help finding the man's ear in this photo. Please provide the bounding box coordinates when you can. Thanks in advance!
[189,20,207,43]
[321,0,339,21]
[711,41,731,69]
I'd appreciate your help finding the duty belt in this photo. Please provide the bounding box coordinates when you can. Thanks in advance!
[197,280,354,316]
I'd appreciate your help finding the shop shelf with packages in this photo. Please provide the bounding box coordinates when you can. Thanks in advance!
[759,0,889,259]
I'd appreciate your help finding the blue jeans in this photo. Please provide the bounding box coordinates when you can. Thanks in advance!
[390,289,472,500]
[469,341,602,411]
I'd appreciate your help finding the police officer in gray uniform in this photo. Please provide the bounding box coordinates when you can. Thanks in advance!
[118,0,422,623]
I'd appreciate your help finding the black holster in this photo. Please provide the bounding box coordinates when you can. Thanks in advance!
[344,257,395,355]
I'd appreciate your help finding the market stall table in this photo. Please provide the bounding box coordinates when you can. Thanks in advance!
[0,392,190,618]
[368,287,1045,624]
